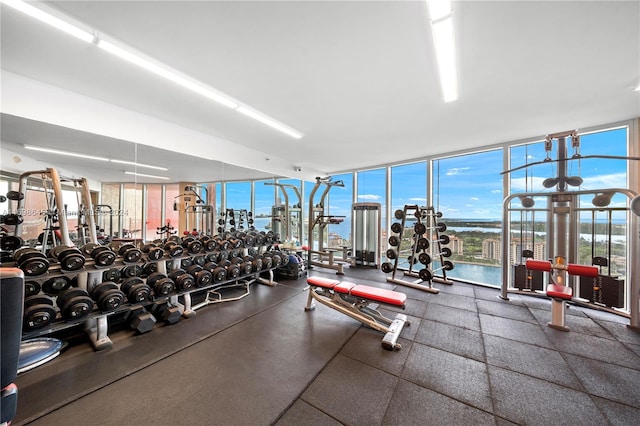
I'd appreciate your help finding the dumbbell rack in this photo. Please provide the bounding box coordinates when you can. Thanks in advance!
[5,231,288,351]
[384,205,440,294]
[219,209,254,234]
[423,206,454,285]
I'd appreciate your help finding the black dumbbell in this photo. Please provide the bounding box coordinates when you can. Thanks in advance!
[5,191,24,201]
[81,243,117,267]
[23,295,56,331]
[0,214,23,225]
[56,288,94,321]
[91,282,125,312]
[226,262,241,279]
[24,280,41,297]
[121,264,143,279]
[206,252,220,263]
[182,236,203,255]
[141,262,158,277]
[192,255,206,267]
[102,267,121,283]
[164,241,184,258]
[121,277,152,304]
[381,262,394,273]
[150,300,181,325]
[211,266,227,283]
[118,243,142,264]
[252,257,263,272]
[271,254,282,267]
[146,272,175,296]
[180,257,193,269]
[185,265,212,288]
[14,248,50,276]
[127,306,156,334]
[200,236,217,252]
[49,245,86,271]
[168,268,197,292]
[41,275,72,295]
[0,235,23,251]
[141,243,165,261]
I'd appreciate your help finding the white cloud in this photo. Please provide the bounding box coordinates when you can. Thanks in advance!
[491,189,502,194]
[445,167,470,176]
[470,197,479,201]
[358,194,381,201]
[409,197,427,202]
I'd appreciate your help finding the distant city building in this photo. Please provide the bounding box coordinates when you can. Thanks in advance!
[447,235,464,255]
[482,238,501,261]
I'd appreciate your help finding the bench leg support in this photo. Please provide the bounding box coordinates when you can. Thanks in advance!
[382,314,408,351]
[548,297,570,331]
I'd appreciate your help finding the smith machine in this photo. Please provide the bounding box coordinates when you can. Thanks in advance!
[307,177,351,275]
[501,130,640,329]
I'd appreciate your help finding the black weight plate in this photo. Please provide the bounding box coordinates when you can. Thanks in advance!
[390,223,402,234]
[416,238,429,251]
[414,223,427,235]
[418,268,432,281]
[121,264,142,278]
[418,252,431,265]
[195,270,212,287]
[121,277,144,294]
[42,276,71,295]
[23,304,56,331]
[61,295,94,321]
[381,262,394,273]
[388,236,400,247]
[193,255,206,267]
[146,272,167,287]
[127,283,152,303]
[386,249,397,260]
[1,235,23,250]
[6,190,24,200]
[394,209,405,220]
[103,268,121,282]
[24,280,41,297]
[24,294,54,308]
[213,267,227,282]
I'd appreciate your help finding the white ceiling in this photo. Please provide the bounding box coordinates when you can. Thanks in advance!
[1,0,639,184]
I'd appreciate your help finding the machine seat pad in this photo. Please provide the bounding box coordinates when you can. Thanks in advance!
[350,285,406,307]
[307,277,340,289]
[547,284,573,300]
[334,282,356,294]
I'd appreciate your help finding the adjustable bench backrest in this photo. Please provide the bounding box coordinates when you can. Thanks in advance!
[308,277,406,309]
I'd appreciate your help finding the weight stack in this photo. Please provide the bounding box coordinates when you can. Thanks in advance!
[578,275,625,308]
[513,265,543,291]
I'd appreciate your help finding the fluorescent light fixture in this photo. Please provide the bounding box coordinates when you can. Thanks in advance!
[426,0,451,21]
[110,159,168,171]
[97,40,238,109]
[236,106,303,139]
[124,171,170,180]
[24,145,109,161]
[1,0,94,43]
[425,0,458,103]
[5,0,304,138]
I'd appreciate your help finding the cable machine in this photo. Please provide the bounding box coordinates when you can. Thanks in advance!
[501,130,640,329]
[173,185,214,236]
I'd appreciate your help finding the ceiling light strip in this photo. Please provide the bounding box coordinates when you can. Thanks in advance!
[2,0,94,43]
[109,159,168,171]
[426,0,458,103]
[124,171,170,180]
[24,145,109,161]
[2,0,303,138]
[236,106,303,139]
[24,145,168,170]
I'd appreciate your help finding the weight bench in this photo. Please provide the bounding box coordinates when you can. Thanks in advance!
[305,276,409,350]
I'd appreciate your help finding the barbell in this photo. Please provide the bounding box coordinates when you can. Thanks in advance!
[413,222,447,235]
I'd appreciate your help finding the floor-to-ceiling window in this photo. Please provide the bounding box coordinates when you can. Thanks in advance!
[326,173,353,248]
[224,181,251,232]
[254,179,275,233]
[433,149,504,285]
[390,162,427,267]
[356,168,386,246]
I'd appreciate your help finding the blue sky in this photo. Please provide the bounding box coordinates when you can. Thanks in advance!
[227,127,629,232]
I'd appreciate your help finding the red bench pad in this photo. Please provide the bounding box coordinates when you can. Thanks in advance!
[547,284,573,300]
[307,277,340,289]
[350,285,406,307]
[334,282,356,294]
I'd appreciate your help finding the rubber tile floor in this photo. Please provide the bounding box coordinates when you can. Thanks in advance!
[12,267,640,426]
